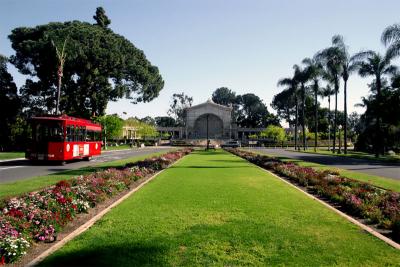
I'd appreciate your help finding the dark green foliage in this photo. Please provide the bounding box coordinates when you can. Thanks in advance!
[236,93,279,128]
[8,8,164,118]
[93,7,111,28]
[211,87,237,106]
[155,116,176,127]
[0,55,23,150]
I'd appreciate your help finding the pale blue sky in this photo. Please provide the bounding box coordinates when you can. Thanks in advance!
[1,0,399,121]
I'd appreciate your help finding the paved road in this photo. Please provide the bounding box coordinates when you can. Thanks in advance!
[0,147,173,183]
[247,148,400,180]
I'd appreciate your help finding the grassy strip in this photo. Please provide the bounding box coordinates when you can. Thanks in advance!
[39,150,399,266]
[0,152,25,160]
[0,149,175,199]
[245,149,400,192]
[102,144,134,151]
[288,148,400,163]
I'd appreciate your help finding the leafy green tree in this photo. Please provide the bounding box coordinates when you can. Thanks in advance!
[352,50,397,156]
[382,23,400,58]
[155,116,176,127]
[167,92,193,126]
[211,87,237,106]
[140,116,156,126]
[236,93,279,128]
[93,7,111,28]
[0,55,21,150]
[261,125,286,143]
[211,87,240,121]
[97,114,124,140]
[9,7,164,118]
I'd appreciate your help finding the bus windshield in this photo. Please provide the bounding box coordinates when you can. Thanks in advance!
[33,120,64,142]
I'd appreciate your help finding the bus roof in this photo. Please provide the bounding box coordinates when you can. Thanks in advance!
[31,114,101,127]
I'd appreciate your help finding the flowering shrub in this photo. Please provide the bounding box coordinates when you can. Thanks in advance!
[226,148,400,242]
[0,148,192,264]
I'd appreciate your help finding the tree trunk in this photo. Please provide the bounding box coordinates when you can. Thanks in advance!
[344,79,348,154]
[328,95,331,151]
[333,79,339,153]
[375,77,382,157]
[302,84,306,151]
[314,82,318,152]
[295,95,298,150]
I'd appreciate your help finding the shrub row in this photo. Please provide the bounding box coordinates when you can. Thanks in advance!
[226,148,400,242]
[0,148,192,264]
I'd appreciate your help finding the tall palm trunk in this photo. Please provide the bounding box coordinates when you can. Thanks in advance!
[301,83,306,151]
[295,95,298,150]
[343,79,348,154]
[313,81,318,152]
[333,79,339,153]
[375,77,382,157]
[328,95,331,151]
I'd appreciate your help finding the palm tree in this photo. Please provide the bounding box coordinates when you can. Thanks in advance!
[302,57,323,152]
[293,65,311,151]
[351,50,397,157]
[382,23,400,58]
[278,71,299,150]
[316,45,343,153]
[331,35,357,154]
[321,84,335,150]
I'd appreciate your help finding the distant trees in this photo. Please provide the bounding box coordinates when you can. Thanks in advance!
[167,92,193,126]
[96,114,124,140]
[211,88,279,128]
[8,7,164,118]
[155,116,176,127]
[261,125,286,143]
[272,26,400,156]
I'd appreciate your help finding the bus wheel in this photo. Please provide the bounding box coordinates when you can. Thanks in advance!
[59,161,66,166]
[84,156,92,161]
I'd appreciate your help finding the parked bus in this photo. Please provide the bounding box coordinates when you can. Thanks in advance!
[26,115,102,163]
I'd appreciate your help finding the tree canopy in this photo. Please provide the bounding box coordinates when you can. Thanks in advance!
[9,7,164,118]
[167,92,193,126]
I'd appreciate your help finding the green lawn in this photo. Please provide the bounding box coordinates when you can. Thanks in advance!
[246,149,400,192]
[39,150,399,266]
[0,151,25,160]
[0,149,175,199]
[290,148,400,163]
[102,144,134,151]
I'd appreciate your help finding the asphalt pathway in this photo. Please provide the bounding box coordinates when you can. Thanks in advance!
[247,148,400,180]
[0,147,173,183]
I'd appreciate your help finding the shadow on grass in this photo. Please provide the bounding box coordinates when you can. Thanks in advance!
[39,243,169,267]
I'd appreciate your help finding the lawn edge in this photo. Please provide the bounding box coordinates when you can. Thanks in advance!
[246,161,400,250]
[284,149,400,164]
[25,154,187,267]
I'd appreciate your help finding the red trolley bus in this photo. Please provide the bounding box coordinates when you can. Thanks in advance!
[26,115,102,162]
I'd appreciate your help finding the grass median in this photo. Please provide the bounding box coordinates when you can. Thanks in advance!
[0,149,175,199]
[245,149,400,192]
[0,152,25,160]
[39,150,399,266]
[289,148,400,163]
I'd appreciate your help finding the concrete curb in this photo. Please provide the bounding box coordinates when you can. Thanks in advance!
[252,164,400,250]
[25,155,186,266]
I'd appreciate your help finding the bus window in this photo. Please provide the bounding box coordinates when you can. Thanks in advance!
[67,125,74,142]
[33,121,64,142]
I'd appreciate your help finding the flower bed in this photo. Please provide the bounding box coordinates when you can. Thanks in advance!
[226,148,400,242]
[0,148,192,264]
